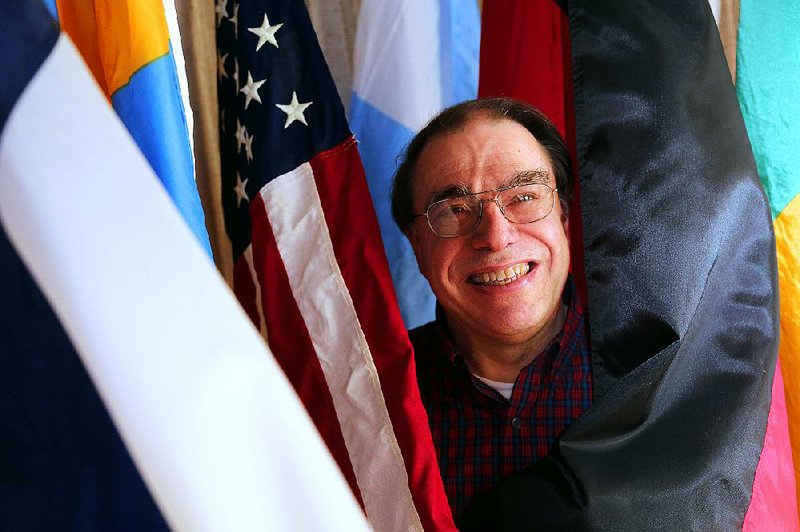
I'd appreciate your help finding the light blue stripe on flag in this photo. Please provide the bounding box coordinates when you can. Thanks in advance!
[351,0,479,329]
[351,95,435,329]
[439,0,480,106]
[112,45,212,257]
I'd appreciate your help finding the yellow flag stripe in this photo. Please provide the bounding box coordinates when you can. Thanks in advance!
[776,194,800,496]
[56,0,169,97]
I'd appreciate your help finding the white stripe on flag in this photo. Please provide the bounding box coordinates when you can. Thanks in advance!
[352,0,442,130]
[243,243,268,341]
[0,34,368,532]
[261,163,424,532]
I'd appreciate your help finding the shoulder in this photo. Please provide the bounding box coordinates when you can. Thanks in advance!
[409,320,439,351]
[409,320,443,375]
[409,319,455,399]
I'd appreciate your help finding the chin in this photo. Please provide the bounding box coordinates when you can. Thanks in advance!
[488,313,545,338]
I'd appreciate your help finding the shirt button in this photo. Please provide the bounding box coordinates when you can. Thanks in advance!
[511,417,522,430]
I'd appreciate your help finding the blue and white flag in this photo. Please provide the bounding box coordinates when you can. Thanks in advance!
[0,2,368,530]
[350,0,480,329]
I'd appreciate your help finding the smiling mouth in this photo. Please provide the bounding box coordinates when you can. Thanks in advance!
[469,262,532,286]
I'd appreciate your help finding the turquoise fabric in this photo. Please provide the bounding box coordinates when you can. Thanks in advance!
[736,0,800,219]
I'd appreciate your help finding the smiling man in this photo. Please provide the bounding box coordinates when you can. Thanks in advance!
[392,97,592,522]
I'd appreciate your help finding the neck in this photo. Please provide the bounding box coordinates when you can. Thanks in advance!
[451,303,567,383]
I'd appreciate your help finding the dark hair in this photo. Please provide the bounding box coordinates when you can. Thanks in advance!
[391,97,573,232]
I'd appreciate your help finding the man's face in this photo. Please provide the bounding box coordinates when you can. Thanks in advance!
[407,117,571,346]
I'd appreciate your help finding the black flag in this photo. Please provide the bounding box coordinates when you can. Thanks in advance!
[461,1,784,529]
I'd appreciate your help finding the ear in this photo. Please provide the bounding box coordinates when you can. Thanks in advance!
[405,225,421,256]
[404,225,428,276]
[561,206,571,243]
[404,224,416,243]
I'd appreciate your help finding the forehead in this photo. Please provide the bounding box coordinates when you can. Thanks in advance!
[413,118,553,204]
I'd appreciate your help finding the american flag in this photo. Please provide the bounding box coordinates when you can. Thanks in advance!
[215,1,455,530]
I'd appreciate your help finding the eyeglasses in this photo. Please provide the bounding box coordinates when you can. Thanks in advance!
[413,183,558,238]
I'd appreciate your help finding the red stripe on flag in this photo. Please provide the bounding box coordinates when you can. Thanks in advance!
[479,0,587,305]
[310,137,457,531]
[232,255,260,328]
[246,192,365,510]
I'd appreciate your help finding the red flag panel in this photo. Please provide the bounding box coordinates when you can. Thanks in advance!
[479,0,586,304]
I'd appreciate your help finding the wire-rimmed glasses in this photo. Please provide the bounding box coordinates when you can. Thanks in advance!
[413,183,558,238]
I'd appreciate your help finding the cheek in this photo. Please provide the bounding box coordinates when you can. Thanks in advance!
[419,242,457,285]
[535,225,571,268]
[413,240,438,281]
[552,233,571,275]
[409,230,430,276]
[418,255,434,283]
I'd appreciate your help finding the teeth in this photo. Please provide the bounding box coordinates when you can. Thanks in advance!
[471,263,531,286]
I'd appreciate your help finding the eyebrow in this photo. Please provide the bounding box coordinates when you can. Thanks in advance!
[504,168,550,187]
[427,184,471,206]
[425,168,551,206]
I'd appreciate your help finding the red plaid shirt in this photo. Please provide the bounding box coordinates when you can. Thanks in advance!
[411,281,592,521]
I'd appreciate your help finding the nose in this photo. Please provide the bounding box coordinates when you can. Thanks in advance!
[470,199,519,251]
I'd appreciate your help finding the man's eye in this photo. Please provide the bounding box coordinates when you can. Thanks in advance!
[509,193,535,204]
[429,200,474,221]
[447,203,472,214]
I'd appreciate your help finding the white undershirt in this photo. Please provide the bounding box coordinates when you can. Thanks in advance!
[475,375,514,400]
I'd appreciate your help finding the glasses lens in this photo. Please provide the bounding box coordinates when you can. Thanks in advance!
[427,195,481,237]
[498,184,554,223]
